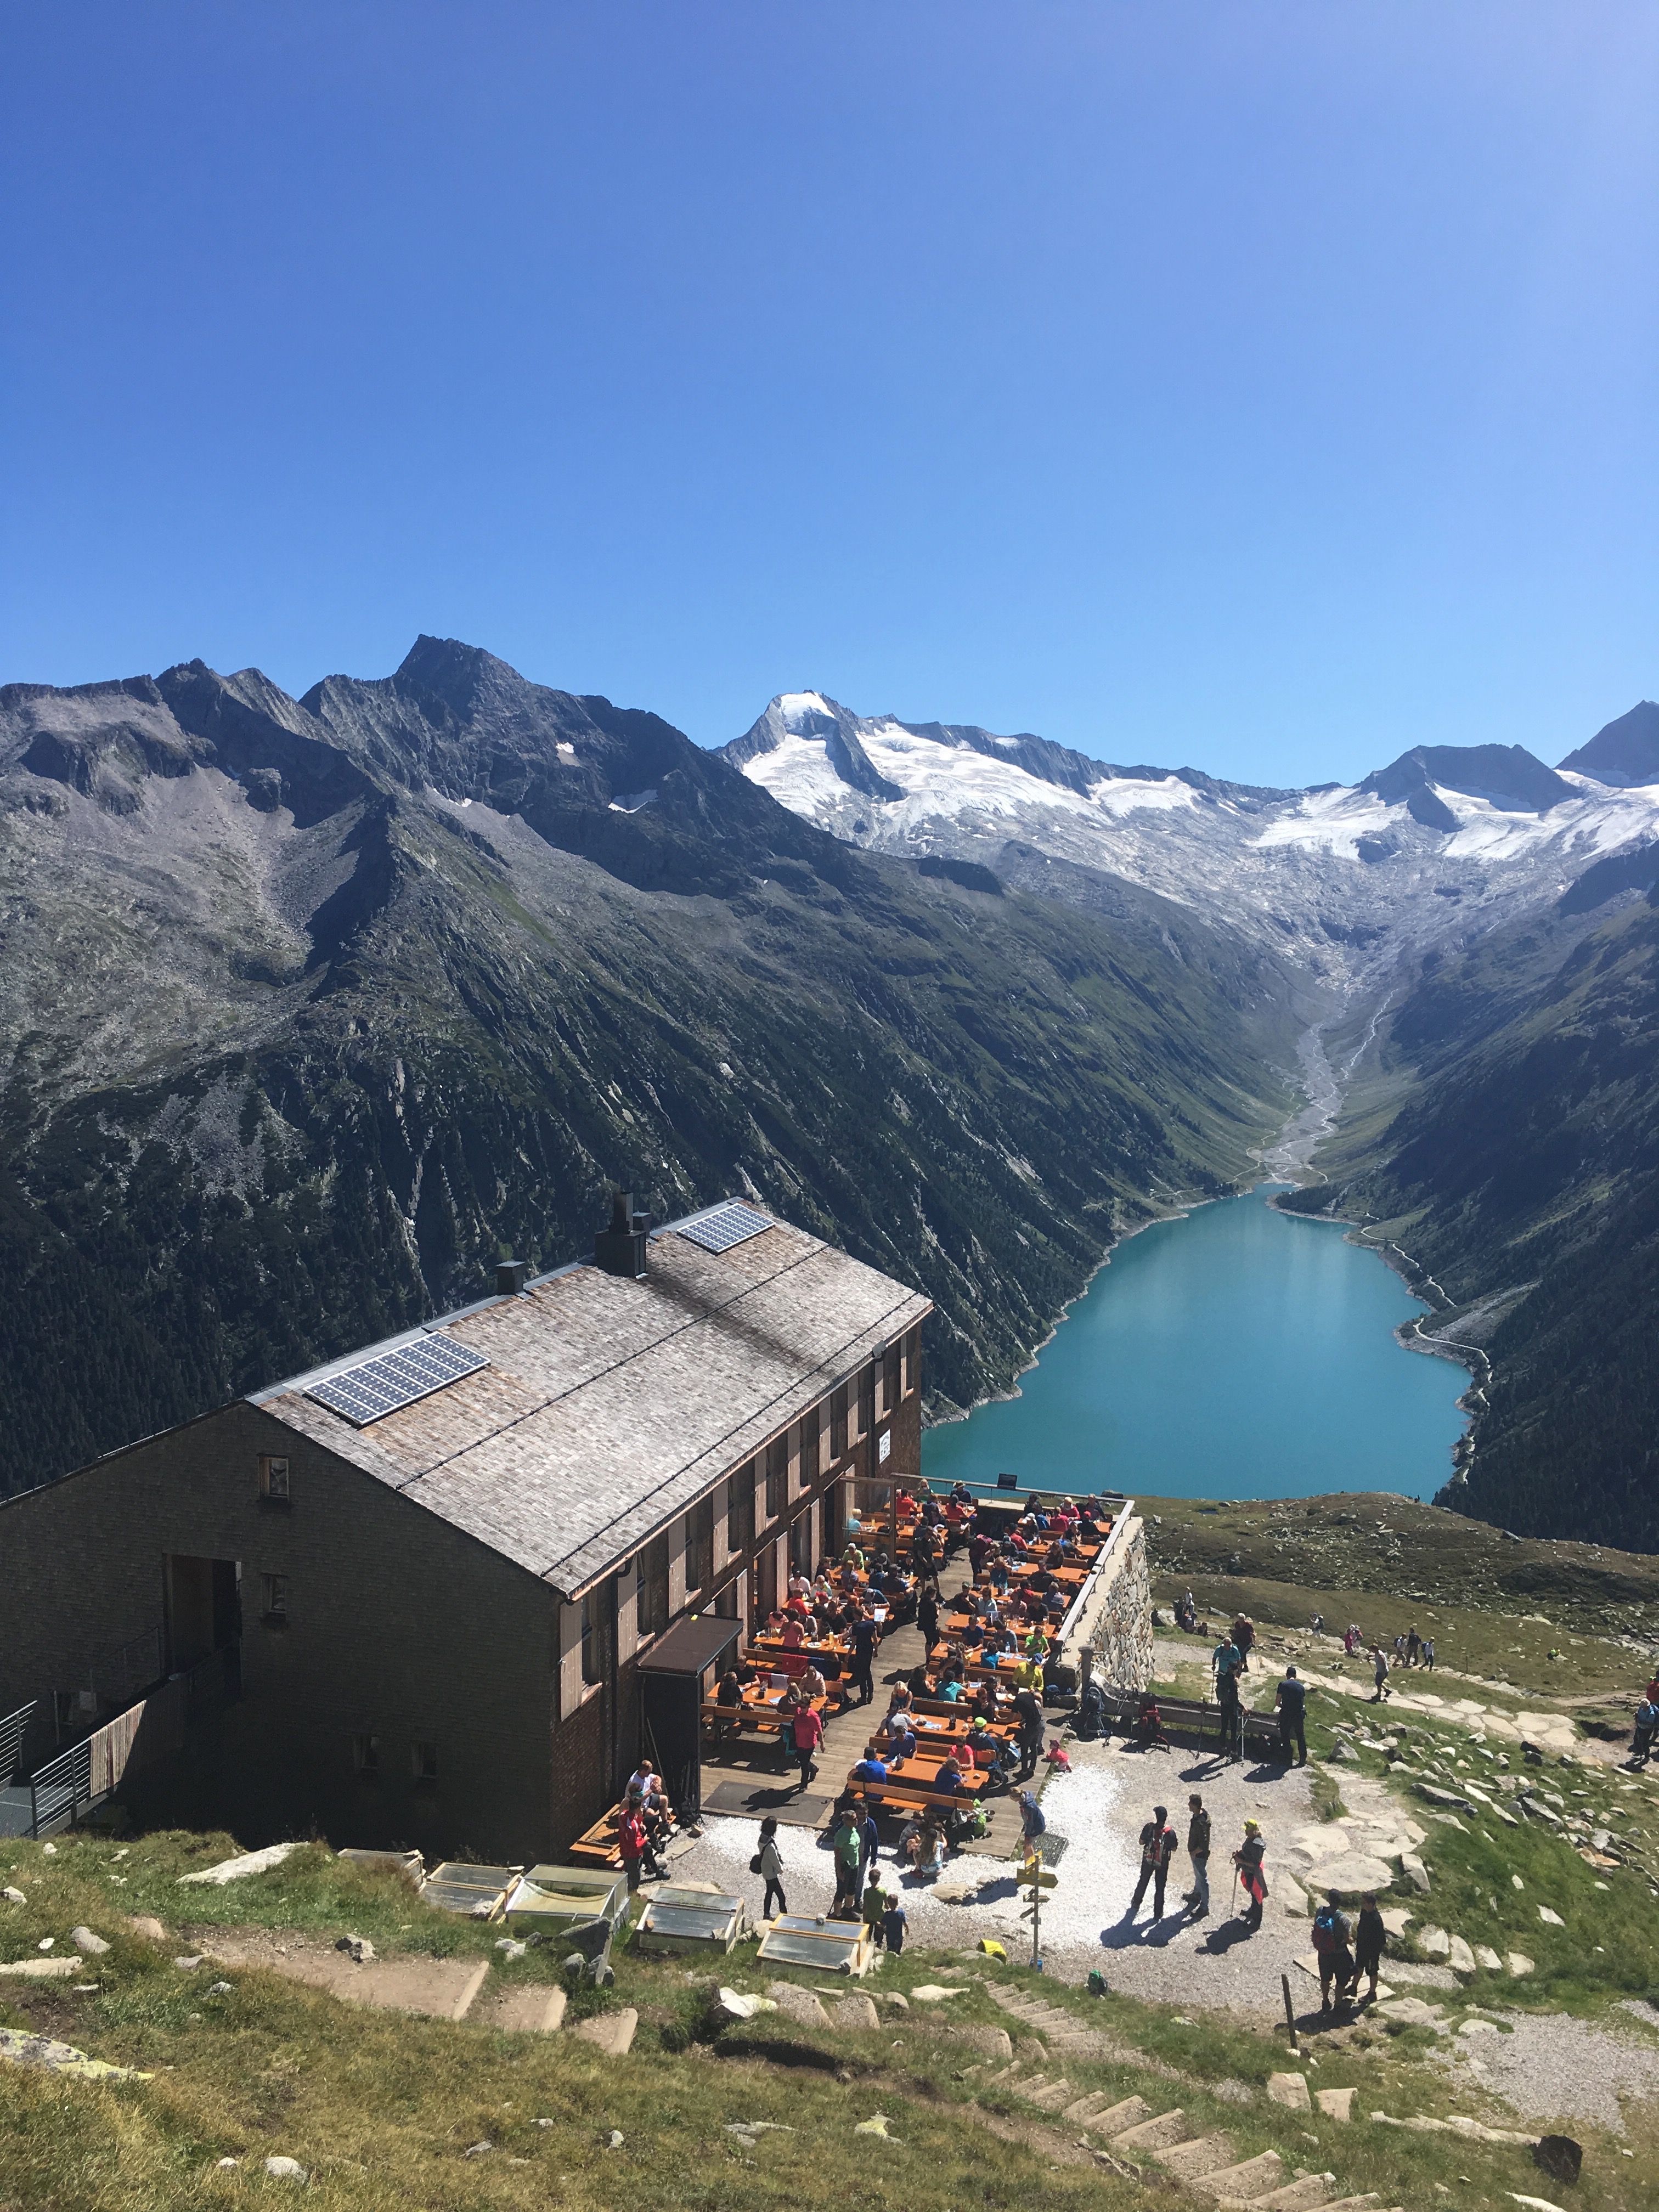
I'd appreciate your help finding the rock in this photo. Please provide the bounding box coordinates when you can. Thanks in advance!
[263,2157,308,2181]
[909,1984,967,2002]
[1458,2019,1499,2039]
[126,1916,166,1942]
[1402,1854,1431,1893]
[882,1991,910,2011]
[715,1987,777,2022]
[854,2114,900,2138]
[1508,2198,1566,2212]
[207,1980,234,1996]
[178,1842,302,1887]
[2,1888,26,1906]
[1276,1875,1308,1917]
[69,1927,110,1956]
[606,2130,625,2149]
[1421,1927,1451,1957]
[0,1959,78,1980]
[1314,2087,1356,2121]
[0,2025,153,2080]
[494,1938,526,1960]
[1512,1874,1525,1889]
[173,1956,203,1971]
[1418,1784,1473,1811]
[1507,1953,1534,1976]
[571,2008,637,2056]
[1533,2136,1582,2187]
[1267,2072,1312,2111]
[1447,1935,1476,1974]
[41,1844,55,1856]
[952,2023,1014,2062]
[1376,1995,1445,2027]
[831,1994,880,2032]
[36,1938,54,1951]
[1473,1945,1503,1972]
[335,1934,375,1963]
[464,2141,493,2158]
[217,2157,240,2169]
[768,1982,830,2027]
[1380,1908,1413,1937]
[1537,1906,1564,1927]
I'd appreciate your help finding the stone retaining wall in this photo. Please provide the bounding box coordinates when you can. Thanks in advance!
[1073,1516,1153,1697]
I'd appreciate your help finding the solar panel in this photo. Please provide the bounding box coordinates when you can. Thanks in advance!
[306,1335,488,1425]
[677,1200,772,1253]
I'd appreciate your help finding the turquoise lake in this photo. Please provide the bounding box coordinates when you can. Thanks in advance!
[922,1187,1469,1502]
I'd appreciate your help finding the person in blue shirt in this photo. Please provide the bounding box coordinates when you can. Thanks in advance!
[860,1805,881,1882]
[852,1746,889,1787]
[882,1722,917,1761]
[941,1675,964,1701]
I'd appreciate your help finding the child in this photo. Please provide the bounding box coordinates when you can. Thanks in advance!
[882,1892,908,1956]
[861,1873,889,1946]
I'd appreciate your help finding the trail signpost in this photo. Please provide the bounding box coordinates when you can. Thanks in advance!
[1019,1852,1057,1969]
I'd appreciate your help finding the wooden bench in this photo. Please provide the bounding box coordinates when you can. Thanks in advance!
[569,1807,623,1866]
[1102,1691,1280,1758]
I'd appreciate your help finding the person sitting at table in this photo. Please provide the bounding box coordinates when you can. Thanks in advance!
[881,1565,909,1604]
[800,1662,828,1703]
[842,1541,866,1571]
[975,1588,1000,1622]
[851,1742,889,1788]
[882,1717,917,1762]
[1024,1625,1049,1660]
[986,1554,1011,1593]
[971,1678,1001,1719]
[961,1616,985,1652]
[993,1624,1019,1655]
[764,1607,787,1637]
[787,1567,811,1603]
[934,1758,966,1796]
[1044,1538,1069,1567]
[715,1668,746,1737]
[940,1671,966,1702]
[781,1616,806,1651]
[908,1662,934,1699]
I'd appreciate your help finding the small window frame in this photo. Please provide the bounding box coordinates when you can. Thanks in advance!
[262,1572,290,1623]
[411,1739,438,1785]
[353,1731,380,1776]
[259,1454,291,1503]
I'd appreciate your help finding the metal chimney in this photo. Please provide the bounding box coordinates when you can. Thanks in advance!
[595,1188,649,1279]
[495,1258,529,1296]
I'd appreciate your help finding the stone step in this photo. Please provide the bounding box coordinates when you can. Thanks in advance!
[1025,2080,1076,2111]
[1154,2132,1237,2179]
[469,1983,567,2034]
[569,2008,637,2056]
[1316,2197,1385,2211]
[1249,2174,1335,2210]
[1066,2092,1148,2130]
[1190,2151,1286,2199]
[1114,2109,1189,2151]
[986,2061,1029,2087]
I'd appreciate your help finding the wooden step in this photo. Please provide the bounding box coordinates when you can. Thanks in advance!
[1154,2133,1237,2179]
[1114,2110,1189,2151]
[1190,2151,1286,2199]
[1065,2092,1147,2129]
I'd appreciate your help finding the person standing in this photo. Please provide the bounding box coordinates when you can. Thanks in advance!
[1422,1635,1435,1672]
[917,1582,940,1649]
[792,1696,824,1791]
[1275,1665,1307,1767]
[849,1609,878,1706]
[1184,1793,1211,1917]
[831,1812,864,1918]
[1311,1890,1355,2012]
[1353,1891,1387,2002]
[1212,1632,1243,1760]
[1013,1683,1046,1780]
[755,1815,788,1921]
[1128,1804,1177,1922]
[1370,1646,1392,1704]
[1405,1626,1420,1667]
[1233,1818,1267,1929]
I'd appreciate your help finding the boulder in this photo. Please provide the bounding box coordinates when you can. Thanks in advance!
[1420,1927,1451,1957]
[831,1994,880,2033]
[1276,1876,1308,1917]
[1401,1853,1431,1893]
[951,2023,1014,2062]
[767,1982,830,2028]
[1447,1935,1476,1974]
[69,1928,110,1956]
[126,1916,167,1943]
[1473,1946,1503,1972]
[263,2157,308,2182]
[1314,2086,1356,2121]
[1506,1953,1534,1976]
[1267,2071,1312,2111]
[1537,1906,1565,1927]
[335,1934,375,1963]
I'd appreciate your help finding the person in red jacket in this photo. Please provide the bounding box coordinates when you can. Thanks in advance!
[792,1698,824,1792]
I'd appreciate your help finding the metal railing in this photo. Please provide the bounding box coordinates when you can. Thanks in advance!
[26,1644,241,1837]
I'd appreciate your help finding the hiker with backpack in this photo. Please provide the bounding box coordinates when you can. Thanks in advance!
[1312,1890,1356,2012]
[1127,1803,1178,1922]
[1183,1793,1211,1918]
[1274,1664,1307,1767]
[1232,1818,1268,1930]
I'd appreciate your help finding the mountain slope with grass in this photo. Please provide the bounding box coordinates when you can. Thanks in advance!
[0,641,1297,1497]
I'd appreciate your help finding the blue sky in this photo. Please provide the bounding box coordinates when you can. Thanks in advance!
[3,4,1655,787]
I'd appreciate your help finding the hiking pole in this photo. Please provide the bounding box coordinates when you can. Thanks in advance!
[1282,1972,1300,2055]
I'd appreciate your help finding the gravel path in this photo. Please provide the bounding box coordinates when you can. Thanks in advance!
[673,1733,1320,2010]
[1435,2004,1659,2134]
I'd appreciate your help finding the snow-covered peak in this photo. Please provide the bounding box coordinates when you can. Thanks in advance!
[719,693,1659,990]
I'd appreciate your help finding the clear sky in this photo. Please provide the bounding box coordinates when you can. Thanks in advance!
[3,4,1655,788]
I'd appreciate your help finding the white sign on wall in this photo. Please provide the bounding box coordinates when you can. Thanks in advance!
[878,1429,891,1464]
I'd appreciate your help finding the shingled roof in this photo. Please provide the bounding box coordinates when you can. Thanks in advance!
[250,1206,932,1599]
